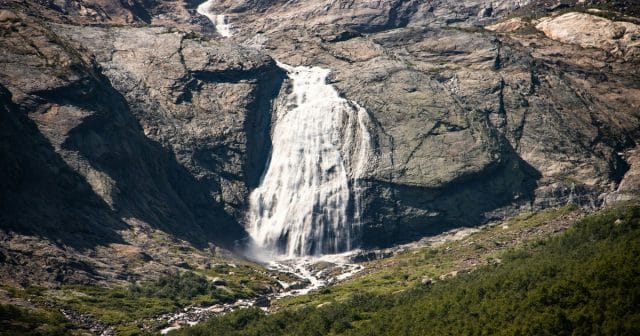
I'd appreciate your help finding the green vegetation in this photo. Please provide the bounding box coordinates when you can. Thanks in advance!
[276,205,577,309]
[0,266,280,335]
[1,256,292,334]
[183,31,208,41]
[40,270,270,327]
[172,203,640,336]
[0,304,79,336]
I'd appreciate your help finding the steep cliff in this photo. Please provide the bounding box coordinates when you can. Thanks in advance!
[1,0,639,284]
[213,0,640,246]
[0,5,281,285]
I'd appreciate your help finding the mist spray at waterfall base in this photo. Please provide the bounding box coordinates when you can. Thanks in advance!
[243,61,372,298]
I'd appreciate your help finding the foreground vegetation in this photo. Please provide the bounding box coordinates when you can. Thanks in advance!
[1,203,637,335]
[277,205,579,309]
[2,260,283,335]
[0,304,79,336]
[173,203,640,335]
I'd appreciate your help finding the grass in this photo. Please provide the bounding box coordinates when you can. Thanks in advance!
[275,204,579,309]
[172,201,640,335]
[0,204,614,335]
[1,261,292,334]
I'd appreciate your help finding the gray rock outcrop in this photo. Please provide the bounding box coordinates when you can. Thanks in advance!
[0,6,281,284]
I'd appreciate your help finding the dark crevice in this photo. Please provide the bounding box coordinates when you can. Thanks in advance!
[243,65,286,190]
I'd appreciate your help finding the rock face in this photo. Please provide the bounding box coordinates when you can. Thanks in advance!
[536,12,640,61]
[0,0,640,282]
[215,0,640,247]
[0,4,282,284]
[50,24,284,223]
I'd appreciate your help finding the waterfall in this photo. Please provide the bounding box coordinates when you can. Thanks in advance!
[196,1,372,258]
[248,63,371,258]
[196,0,233,37]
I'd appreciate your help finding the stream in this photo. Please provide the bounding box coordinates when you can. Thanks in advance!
[159,253,364,334]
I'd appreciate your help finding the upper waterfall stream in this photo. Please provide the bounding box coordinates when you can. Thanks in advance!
[196,0,232,37]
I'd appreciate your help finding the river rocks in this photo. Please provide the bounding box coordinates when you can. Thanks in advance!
[61,308,114,336]
[254,296,270,307]
[287,279,312,291]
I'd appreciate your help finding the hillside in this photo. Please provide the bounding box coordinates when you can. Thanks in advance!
[0,0,639,334]
[174,202,640,335]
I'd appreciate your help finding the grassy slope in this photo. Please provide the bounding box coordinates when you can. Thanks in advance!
[173,202,640,336]
[277,205,580,309]
[0,304,82,336]
[1,259,286,335]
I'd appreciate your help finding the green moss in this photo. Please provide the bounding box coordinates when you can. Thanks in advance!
[113,325,145,336]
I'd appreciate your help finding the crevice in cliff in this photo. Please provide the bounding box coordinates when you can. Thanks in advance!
[242,64,286,190]
[191,67,268,83]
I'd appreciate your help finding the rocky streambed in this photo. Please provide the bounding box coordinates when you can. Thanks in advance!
[157,255,364,334]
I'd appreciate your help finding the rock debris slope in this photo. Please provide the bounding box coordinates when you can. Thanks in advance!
[0,0,639,283]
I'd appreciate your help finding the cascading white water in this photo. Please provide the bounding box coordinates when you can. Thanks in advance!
[248,63,371,258]
[196,1,372,258]
[196,0,233,37]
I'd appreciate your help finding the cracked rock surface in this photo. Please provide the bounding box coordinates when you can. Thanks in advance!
[0,0,639,284]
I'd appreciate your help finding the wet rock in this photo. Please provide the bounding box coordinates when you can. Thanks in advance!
[254,296,270,307]
[351,250,394,263]
[287,279,312,291]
